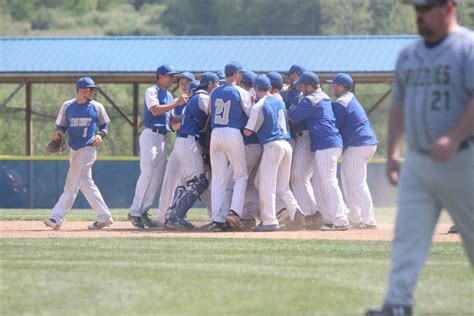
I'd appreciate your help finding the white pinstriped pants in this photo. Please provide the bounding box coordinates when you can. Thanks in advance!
[210,127,248,222]
[130,128,167,216]
[259,140,300,225]
[224,143,263,220]
[313,147,349,226]
[341,145,377,226]
[290,131,318,216]
[51,146,112,224]
[155,136,205,222]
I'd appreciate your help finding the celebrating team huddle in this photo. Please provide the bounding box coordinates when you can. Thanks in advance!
[44,61,378,233]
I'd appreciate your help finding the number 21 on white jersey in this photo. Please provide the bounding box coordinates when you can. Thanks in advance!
[214,99,231,125]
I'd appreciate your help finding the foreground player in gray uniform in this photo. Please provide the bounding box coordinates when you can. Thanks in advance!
[367,1,474,315]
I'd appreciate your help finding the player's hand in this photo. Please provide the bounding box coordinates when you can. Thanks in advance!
[92,135,103,146]
[429,134,460,162]
[52,131,64,141]
[386,159,401,186]
[177,93,189,106]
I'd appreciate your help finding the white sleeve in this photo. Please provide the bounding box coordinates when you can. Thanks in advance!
[236,86,252,116]
[92,101,111,125]
[198,94,210,113]
[245,99,264,132]
[145,86,160,110]
[55,99,74,127]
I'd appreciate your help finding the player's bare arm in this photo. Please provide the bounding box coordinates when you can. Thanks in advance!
[429,97,474,161]
[150,93,188,117]
[386,102,405,186]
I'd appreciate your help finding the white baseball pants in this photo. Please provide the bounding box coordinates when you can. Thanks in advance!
[50,146,112,224]
[341,145,377,226]
[259,140,300,225]
[210,128,248,222]
[313,147,349,226]
[130,128,167,217]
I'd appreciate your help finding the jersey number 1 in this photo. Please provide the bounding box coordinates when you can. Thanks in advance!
[82,127,88,138]
[214,99,231,125]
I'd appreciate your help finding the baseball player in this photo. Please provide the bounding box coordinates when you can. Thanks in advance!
[282,65,322,229]
[244,75,304,231]
[207,61,252,232]
[128,64,188,229]
[161,72,220,230]
[327,73,378,229]
[225,69,262,229]
[288,71,349,231]
[44,77,113,230]
[367,1,473,315]
[173,71,195,117]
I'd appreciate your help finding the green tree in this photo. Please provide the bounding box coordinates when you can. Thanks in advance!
[320,0,372,35]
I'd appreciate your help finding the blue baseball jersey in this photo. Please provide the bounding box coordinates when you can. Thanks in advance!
[143,85,174,132]
[282,86,307,135]
[288,89,342,151]
[209,84,252,129]
[55,99,110,151]
[242,115,260,145]
[246,96,290,145]
[177,90,209,138]
[332,92,378,147]
[173,103,186,116]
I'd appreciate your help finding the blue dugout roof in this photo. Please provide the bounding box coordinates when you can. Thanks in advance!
[0,35,417,82]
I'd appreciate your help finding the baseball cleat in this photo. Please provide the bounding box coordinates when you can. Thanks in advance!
[225,210,243,230]
[447,224,458,234]
[281,211,305,231]
[128,213,145,229]
[141,212,159,228]
[164,216,194,231]
[254,223,279,232]
[87,219,113,230]
[320,223,350,231]
[241,218,257,231]
[351,222,377,230]
[365,304,412,316]
[44,218,61,230]
[276,208,291,226]
[207,221,231,232]
[305,211,324,230]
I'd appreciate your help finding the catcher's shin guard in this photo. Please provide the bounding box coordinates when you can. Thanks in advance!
[167,174,210,219]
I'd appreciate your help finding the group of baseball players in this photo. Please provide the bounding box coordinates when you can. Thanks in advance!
[44,59,380,232]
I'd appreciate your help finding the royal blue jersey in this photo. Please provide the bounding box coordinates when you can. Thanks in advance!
[288,89,342,151]
[177,90,209,138]
[143,85,174,132]
[246,96,290,145]
[332,93,378,147]
[282,86,307,135]
[242,115,260,145]
[55,99,110,150]
[209,84,252,129]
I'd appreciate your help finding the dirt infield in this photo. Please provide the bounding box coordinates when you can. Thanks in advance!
[0,221,460,242]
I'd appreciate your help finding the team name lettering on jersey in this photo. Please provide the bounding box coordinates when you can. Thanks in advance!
[69,118,92,127]
[401,65,451,87]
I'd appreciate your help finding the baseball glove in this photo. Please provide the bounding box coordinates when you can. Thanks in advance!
[47,136,66,153]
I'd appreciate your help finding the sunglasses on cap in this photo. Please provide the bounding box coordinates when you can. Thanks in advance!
[80,87,95,92]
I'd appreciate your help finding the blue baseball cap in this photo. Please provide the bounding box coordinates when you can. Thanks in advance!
[177,72,195,82]
[224,61,243,76]
[294,71,320,85]
[266,72,283,89]
[241,70,257,86]
[254,75,271,90]
[198,72,219,88]
[287,64,307,76]
[156,64,179,76]
[76,77,98,89]
[189,80,200,92]
[215,71,226,84]
[326,73,353,89]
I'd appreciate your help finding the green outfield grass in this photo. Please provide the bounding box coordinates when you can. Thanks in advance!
[0,238,472,316]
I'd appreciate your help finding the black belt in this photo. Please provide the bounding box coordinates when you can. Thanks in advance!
[151,128,167,135]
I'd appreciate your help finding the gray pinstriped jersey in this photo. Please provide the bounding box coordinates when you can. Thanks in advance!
[392,26,474,152]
